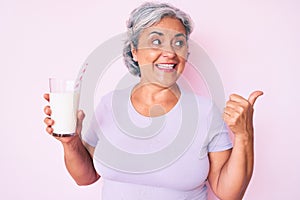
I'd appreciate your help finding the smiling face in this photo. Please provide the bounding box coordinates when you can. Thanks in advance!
[132,17,188,88]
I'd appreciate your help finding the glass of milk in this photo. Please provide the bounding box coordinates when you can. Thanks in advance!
[49,78,80,137]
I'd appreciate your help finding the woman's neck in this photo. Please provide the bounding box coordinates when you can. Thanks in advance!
[130,82,181,117]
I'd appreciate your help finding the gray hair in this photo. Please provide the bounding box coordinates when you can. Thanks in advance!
[123,2,194,77]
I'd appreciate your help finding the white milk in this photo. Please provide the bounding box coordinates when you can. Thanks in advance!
[50,92,80,135]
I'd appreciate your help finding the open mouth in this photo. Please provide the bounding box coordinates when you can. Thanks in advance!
[155,63,177,71]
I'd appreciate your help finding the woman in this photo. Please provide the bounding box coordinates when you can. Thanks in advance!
[44,2,263,199]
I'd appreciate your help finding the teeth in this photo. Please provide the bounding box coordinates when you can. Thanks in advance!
[156,64,175,69]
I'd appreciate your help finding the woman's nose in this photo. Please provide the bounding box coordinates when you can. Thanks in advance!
[161,45,176,58]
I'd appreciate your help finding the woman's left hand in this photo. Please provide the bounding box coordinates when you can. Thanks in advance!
[223,91,263,137]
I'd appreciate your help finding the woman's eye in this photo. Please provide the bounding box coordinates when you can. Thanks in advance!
[174,40,184,47]
[152,39,161,45]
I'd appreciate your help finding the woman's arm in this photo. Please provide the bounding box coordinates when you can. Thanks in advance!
[62,135,100,186]
[208,140,253,200]
[43,94,100,186]
[208,91,263,200]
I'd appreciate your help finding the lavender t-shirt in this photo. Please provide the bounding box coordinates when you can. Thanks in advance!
[82,86,232,200]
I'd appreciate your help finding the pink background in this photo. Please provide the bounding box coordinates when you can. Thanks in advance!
[1,0,299,199]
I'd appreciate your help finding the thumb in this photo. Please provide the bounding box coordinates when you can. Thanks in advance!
[76,110,85,134]
[248,90,264,106]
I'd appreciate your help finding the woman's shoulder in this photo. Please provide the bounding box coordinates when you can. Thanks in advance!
[95,86,133,108]
[181,89,226,122]
[182,90,214,109]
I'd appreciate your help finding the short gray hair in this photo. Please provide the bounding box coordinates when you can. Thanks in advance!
[123,2,194,77]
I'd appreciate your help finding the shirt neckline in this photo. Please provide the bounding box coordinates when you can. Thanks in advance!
[128,84,184,119]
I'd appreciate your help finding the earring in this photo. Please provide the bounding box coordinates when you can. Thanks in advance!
[186,52,190,60]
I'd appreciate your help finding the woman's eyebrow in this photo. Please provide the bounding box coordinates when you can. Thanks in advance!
[149,31,164,36]
[175,33,186,38]
[148,31,186,39]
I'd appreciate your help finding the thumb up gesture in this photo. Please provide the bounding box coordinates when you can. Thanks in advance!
[223,91,263,136]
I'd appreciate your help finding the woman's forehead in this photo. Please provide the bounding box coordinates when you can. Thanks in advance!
[143,17,186,36]
[141,26,187,38]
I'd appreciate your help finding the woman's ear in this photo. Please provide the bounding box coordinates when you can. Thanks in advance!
[131,44,138,62]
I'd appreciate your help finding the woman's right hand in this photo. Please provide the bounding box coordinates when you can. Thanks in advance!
[43,93,85,143]
[43,94,99,184]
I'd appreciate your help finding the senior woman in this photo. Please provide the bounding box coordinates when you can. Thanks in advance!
[43,2,263,200]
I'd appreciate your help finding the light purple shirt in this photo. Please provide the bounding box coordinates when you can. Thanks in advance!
[83,86,232,200]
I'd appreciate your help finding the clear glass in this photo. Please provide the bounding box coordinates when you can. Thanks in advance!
[49,78,80,137]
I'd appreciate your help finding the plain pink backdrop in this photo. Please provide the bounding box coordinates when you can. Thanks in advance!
[1,0,299,199]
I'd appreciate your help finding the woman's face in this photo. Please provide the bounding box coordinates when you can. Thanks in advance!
[132,17,188,88]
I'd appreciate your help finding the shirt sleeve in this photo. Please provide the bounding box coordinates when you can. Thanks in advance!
[207,102,233,152]
[81,112,99,147]
[81,96,107,147]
